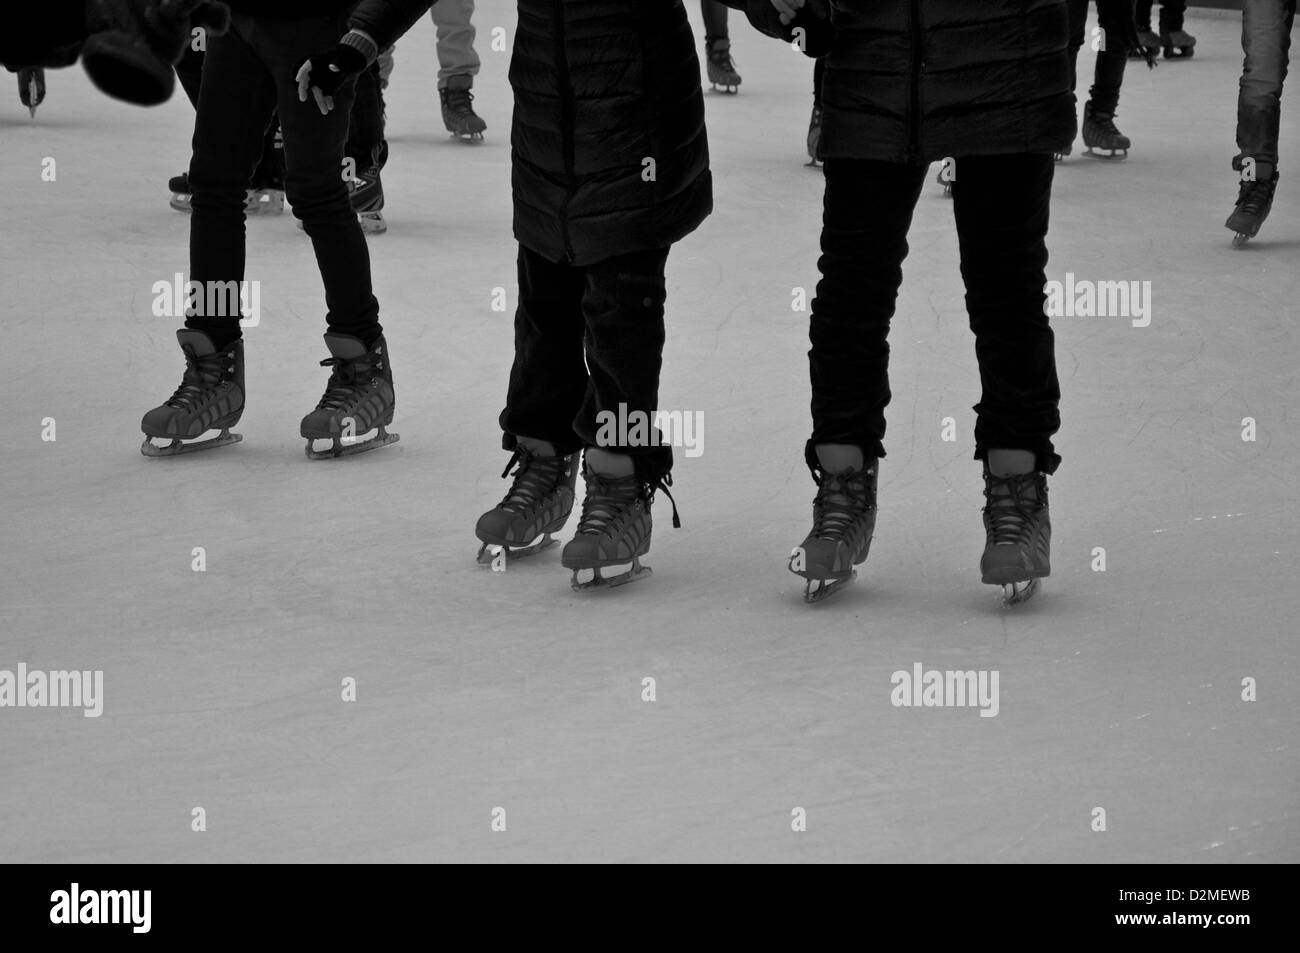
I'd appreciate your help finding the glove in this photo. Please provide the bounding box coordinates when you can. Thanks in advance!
[81,0,231,106]
[295,41,368,115]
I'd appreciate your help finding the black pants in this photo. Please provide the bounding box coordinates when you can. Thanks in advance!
[1067,0,1131,114]
[346,61,388,172]
[187,11,379,345]
[809,156,1062,475]
[501,245,673,484]
[177,44,282,190]
[1135,0,1187,32]
[701,0,728,37]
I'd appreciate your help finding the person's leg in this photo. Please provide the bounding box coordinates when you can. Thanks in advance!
[499,246,589,455]
[807,159,928,474]
[175,43,204,108]
[346,61,387,172]
[431,0,481,88]
[951,154,1061,476]
[575,248,674,486]
[1090,0,1130,113]
[1235,0,1294,179]
[813,54,826,108]
[187,13,279,345]
[258,13,380,342]
[249,116,284,193]
[1135,0,1154,30]
[1159,0,1187,34]
[1065,0,1088,94]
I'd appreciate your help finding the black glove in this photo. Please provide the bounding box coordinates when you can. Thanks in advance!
[81,0,231,106]
[294,42,368,115]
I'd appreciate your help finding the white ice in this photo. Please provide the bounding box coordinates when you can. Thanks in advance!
[1,4,1296,862]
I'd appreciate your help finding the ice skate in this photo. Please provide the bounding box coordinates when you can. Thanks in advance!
[1161,29,1196,59]
[245,187,285,215]
[806,104,823,167]
[349,164,386,234]
[1082,101,1130,159]
[140,329,244,457]
[1226,171,1279,247]
[476,446,578,565]
[561,460,677,591]
[936,164,954,197]
[705,37,742,93]
[1054,143,1072,162]
[440,75,486,141]
[980,467,1050,607]
[168,172,192,212]
[789,461,877,604]
[18,66,45,118]
[1131,29,1161,59]
[300,333,399,459]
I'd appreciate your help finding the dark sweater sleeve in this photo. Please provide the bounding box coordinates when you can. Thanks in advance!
[347,0,435,53]
[2,1,88,69]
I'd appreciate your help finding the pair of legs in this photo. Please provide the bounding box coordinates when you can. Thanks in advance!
[809,156,1062,479]
[187,10,380,347]
[501,245,673,485]
[1066,0,1131,114]
[1135,0,1188,33]
[1234,0,1296,179]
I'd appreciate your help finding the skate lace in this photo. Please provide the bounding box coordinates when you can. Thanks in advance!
[575,472,642,537]
[1238,177,1277,216]
[810,468,875,543]
[708,43,738,73]
[445,87,476,117]
[167,347,234,410]
[315,355,379,411]
[1092,113,1122,137]
[498,448,571,515]
[984,472,1045,546]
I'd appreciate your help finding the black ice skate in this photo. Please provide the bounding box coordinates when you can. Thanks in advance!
[705,36,742,93]
[169,171,192,212]
[980,467,1051,607]
[1161,29,1196,59]
[349,164,386,234]
[807,104,823,167]
[789,462,878,604]
[1226,171,1279,247]
[18,67,45,118]
[141,330,244,457]
[475,447,579,565]
[1131,29,1161,59]
[440,75,486,141]
[1054,143,1072,162]
[561,462,678,591]
[300,333,398,459]
[1082,101,1130,159]
[168,171,284,215]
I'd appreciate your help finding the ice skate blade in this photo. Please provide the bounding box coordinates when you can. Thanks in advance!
[169,195,192,212]
[569,559,651,592]
[358,212,387,235]
[806,158,822,168]
[999,578,1041,607]
[450,131,485,142]
[476,534,558,566]
[141,429,242,457]
[304,429,399,460]
[1231,232,1255,248]
[801,570,857,604]
[710,84,739,95]
[1083,147,1128,160]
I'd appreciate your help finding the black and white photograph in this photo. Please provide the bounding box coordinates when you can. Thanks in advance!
[0,0,1295,899]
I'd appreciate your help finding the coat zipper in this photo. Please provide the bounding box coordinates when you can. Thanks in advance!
[553,0,577,262]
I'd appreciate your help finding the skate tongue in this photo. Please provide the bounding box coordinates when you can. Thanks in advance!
[176,329,218,357]
[323,333,368,359]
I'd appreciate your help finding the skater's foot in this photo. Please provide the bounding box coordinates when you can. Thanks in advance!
[476,441,579,564]
[141,329,245,457]
[705,36,742,93]
[300,332,398,459]
[980,458,1050,602]
[790,452,877,603]
[349,164,386,234]
[1226,170,1279,246]
[1161,29,1196,59]
[1082,101,1130,159]
[441,74,486,141]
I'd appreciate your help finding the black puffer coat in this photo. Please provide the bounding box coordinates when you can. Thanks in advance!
[730,0,1076,163]
[351,0,712,265]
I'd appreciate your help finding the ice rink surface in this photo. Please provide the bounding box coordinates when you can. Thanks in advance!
[1,4,1296,862]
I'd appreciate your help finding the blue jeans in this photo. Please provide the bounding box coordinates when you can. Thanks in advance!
[1234,0,1296,177]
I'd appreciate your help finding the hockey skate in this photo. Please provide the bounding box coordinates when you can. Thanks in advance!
[980,467,1050,607]
[705,37,742,93]
[789,461,877,604]
[1082,101,1130,159]
[300,333,399,459]
[806,104,823,167]
[1131,29,1161,59]
[18,67,45,117]
[141,329,244,457]
[169,172,192,212]
[475,446,579,566]
[1226,171,1279,247]
[168,172,284,215]
[1161,29,1196,59]
[561,461,678,591]
[349,164,386,234]
[440,75,486,141]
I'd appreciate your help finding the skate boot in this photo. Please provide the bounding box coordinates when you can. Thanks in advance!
[789,461,877,603]
[440,75,486,141]
[1131,29,1161,59]
[1161,29,1196,59]
[561,460,679,591]
[247,124,286,214]
[1082,101,1130,159]
[1054,143,1072,162]
[1226,170,1279,247]
[245,186,285,215]
[475,447,580,566]
[705,36,742,93]
[141,329,244,457]
[18,66,45,117]
[349,164,386,234]
[300,333,399,459]
[806,104,823,166]
[980,467,1050,606]
[169,171,192,212]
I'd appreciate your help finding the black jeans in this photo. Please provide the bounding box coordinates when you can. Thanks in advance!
[1135,0,1187,32]
[1234,0,1296,177]
[1067,0,1131,114]
[809,156,1062,475]
[187,11,380,345]
[177,44,282,190]
[346,60,388,172]
[500,244,673,484]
